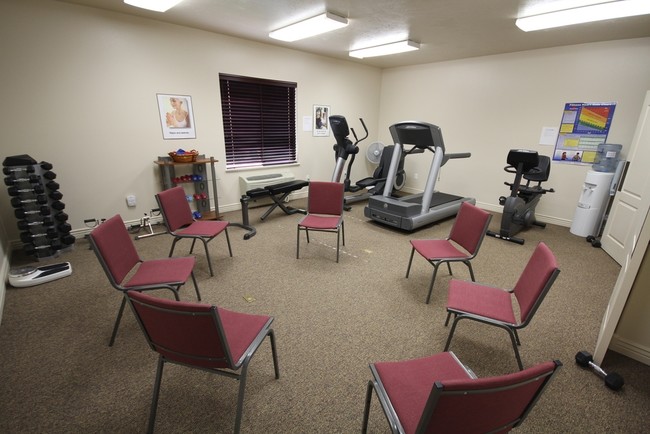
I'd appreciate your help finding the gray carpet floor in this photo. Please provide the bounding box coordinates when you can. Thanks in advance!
[0,199,648,433]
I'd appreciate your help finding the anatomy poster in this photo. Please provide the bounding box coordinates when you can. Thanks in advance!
[552,102,616,164]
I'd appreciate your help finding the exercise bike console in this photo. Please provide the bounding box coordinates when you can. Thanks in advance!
[487,149,554,244]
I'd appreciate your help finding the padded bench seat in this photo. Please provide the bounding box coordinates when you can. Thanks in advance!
[240,179,309,224]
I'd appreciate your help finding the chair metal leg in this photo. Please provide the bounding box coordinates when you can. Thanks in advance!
[446,261,453,275]
[225,228,233,257]
[147,357,165,434]
[109,295,127,346]
[361,381,374,434]
[268,329,281,379]
[234,362,250,434]
[444,315,462,351]
[296,226,300,259]
[190,272,201,301]
[168,238,180,258]
[508,329,524,370]
[201,238,215,277]
[465,261,476,281]
[425,263,441,304]
[336,229,340,263]
[405,247,416,278]
[189,238,197,254]
[513,328,521,346]
[341,221,345,246]
[444,311,454,327]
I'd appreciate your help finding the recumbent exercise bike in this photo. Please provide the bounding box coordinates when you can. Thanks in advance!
[487,149,554,245]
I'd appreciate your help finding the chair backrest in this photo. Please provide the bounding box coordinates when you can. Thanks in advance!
[89,214,141,287]
[513,242,560,324]
[126,290,233,369]
[448,202,492,255]
[417,360,561,434]
[156,186,194,232]
[307,181,345,216]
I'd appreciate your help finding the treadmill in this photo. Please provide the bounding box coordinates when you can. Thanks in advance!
[364,121,475,231]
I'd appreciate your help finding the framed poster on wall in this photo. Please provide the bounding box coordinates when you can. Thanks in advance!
[552,102,616,164]
[313,105,330,137]
[157,93,196,139]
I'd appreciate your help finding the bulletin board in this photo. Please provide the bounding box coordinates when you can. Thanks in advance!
[552,102,616,164]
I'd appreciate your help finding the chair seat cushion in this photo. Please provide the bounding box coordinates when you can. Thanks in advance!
[176,220,229,237]
[218,307,273,367]
[411,239,468,260]
[298,214,341,230]
[447,279,517,324]
[125,256,196,287]
[373,352,472,434]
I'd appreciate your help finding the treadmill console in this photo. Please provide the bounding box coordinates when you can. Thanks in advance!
[389,121,446,154]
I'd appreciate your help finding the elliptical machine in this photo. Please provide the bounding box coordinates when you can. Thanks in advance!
[330,115,406,208]
[487,149,554,245]
[330,115,366,186]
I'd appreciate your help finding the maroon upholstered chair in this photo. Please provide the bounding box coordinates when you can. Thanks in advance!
[88,214,200,346]
[406,201,492,303]
[156,186,232,276]
[444,241,560,370]
[362,351,561,434]
[297,181,345,262]
[125,290,280,434]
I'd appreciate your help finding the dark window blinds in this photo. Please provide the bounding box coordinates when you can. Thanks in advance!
[219,74,297,169]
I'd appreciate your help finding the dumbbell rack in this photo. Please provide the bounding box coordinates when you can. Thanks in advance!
[155,155,220,220]
[3,154,76,260]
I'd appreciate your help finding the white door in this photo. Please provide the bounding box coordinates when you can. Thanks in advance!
[601,91,650,265]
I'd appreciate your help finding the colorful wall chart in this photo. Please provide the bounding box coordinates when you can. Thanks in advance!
[553,102,616,164]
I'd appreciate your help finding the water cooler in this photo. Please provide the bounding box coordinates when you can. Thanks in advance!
[570,144,623,238]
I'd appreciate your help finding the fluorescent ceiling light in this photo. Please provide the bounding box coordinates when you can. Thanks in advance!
[124,0,184,13]
[269,12,348,42]
[516,0,650,31]
[349,40,420,59]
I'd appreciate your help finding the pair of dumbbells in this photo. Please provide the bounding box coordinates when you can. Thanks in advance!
[575,351,624,391]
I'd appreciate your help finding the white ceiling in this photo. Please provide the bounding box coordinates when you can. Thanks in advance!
[59,0,650,68]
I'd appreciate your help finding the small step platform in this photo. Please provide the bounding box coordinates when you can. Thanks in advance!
[8,262,72,288]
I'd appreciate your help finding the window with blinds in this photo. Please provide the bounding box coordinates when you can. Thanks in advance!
[219,74,297,169]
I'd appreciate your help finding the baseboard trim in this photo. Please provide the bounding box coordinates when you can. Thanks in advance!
[610,334,650,366]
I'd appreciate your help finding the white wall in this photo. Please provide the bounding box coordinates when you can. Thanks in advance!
[0,0,382,242]
[1,0,649,242]
[378,40,650,224]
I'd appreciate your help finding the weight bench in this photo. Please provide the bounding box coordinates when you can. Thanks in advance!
[240,179,309,225]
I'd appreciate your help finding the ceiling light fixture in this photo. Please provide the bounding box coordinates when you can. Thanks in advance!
[269,12,348,42]
[349,40,420,59]
[123,0,184,13]
[516,0,650,31]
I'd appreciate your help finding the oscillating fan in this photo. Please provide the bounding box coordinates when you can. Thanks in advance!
[366,142,385,164]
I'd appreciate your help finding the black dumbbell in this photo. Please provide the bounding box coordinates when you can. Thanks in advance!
[57,222,72,233]
[575,351,624,391]
[4,174,40,185]
[17,218,55,230]
[20,230,59,243]
[15,207,51,219]
[51,201,65,211]
[7,185,45,196]
[40,161,53,170]
[10,195,48,208]
[61,234,76,246]
[49,191,63,200]
[45,180,60,191]
[3,166,35,175]
[43,171,56,180]
[24,243,55,257]
[54,212,68,222]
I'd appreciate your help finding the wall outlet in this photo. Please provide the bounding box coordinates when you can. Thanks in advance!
[126,194,136,207]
